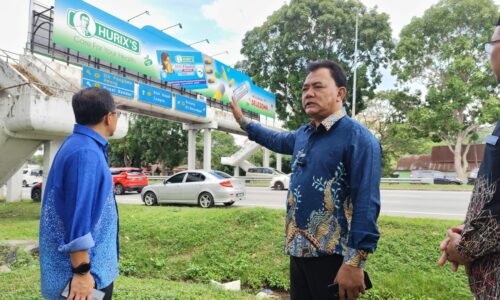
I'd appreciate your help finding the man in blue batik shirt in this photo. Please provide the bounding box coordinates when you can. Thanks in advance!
[39,87,120,300]
[230,60,381,300]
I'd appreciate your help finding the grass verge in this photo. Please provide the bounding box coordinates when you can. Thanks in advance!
[0,201,472,299]
[238,181,474,191]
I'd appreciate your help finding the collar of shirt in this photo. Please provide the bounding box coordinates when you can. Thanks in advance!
[309,108,346,132]
[73,124,109,152]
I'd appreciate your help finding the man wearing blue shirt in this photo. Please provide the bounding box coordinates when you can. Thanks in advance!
[39,87,120,300]
[231,60,381,300]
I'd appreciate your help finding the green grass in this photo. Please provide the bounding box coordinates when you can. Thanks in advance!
[0,201,472,299]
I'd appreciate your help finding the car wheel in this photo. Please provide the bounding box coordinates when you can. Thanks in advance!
[31,188,41,202]
[224,201,234,207]
[114,183,124,195]
[274,181,284,190]
[23,180,28,187]
[198,192,214,208]
[143,191,158,206]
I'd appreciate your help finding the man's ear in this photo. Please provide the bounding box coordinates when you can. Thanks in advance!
[337,87,347,102]
[102,113,110,126]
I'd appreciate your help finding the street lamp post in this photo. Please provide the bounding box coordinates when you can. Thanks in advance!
[161,23,182,31]
[210,51,229,57]
[189,39,210,46]
[352,11,359,117]
[127,10,149,22]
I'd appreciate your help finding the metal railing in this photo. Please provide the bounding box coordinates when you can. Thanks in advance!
[381,178,433,184]
[147,176,434,184]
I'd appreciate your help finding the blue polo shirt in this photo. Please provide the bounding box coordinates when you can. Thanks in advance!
[39,124,119,299]
[244,112,381,265]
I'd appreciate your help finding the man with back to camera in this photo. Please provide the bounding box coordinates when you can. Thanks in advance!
[230,60,382,300]
[438,17,500,299]
[39,87,120,300]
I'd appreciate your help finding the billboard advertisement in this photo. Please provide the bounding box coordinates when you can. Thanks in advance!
[194,57,275,117]
[155,50,207,89]
[53,0,275,117]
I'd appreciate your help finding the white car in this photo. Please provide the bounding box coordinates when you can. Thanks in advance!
[246,167,286,179]
[270,173,290,190]
[141,170,245,208]
[22,167,43,187]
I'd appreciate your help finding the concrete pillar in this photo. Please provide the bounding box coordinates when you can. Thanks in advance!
[276,153,282,172]
[187,129,197,170]
[203,129,212,171]
[234,167,240,177]
[6,168,23,202]
[42,140,63,201]
[263,148,271,168]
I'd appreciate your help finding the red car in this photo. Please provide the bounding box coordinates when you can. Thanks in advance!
[111,167,149,195]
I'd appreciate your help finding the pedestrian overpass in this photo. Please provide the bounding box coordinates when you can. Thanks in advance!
[0,1,283,202]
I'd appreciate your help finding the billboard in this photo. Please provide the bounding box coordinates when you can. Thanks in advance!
[53,0,275,117]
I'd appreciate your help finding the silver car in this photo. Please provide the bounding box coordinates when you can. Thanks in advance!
[141,170,245,208]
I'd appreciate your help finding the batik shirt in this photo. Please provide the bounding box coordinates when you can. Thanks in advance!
[39,124,119,299]
[458,120,500,299]
[243,111,381,266]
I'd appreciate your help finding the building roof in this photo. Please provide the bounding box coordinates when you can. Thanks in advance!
[395,155,431,171]
[396,144,485,172]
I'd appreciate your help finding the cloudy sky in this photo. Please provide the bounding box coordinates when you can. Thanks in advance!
[0,0,498,90]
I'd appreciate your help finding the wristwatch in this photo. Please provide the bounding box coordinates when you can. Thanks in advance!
[72,262,91,275]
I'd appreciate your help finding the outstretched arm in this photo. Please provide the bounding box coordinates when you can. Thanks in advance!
[230,98,295,155]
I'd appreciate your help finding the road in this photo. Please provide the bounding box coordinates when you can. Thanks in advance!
[22,186,471,220]
[112,187,471,220]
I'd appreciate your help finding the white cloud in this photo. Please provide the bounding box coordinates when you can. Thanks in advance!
[361,0,440,38]
[199,0,289,66]
[362,0,500,38]
[201,0,288,35]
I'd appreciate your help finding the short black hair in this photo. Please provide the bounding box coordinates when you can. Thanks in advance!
[72,87,115,125]
[306,60,347,88]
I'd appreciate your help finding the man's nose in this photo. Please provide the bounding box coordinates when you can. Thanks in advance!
[303,88,315,98]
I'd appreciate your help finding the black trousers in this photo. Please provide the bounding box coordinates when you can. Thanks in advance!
[99,282,114,300]
[290,255,343,300]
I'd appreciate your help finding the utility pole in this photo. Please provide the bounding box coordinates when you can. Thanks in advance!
[352,12,359,117]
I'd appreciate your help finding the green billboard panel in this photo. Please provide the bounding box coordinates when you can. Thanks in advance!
[53,0,275,117]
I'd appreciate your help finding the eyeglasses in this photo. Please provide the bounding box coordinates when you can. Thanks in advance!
[484,39,500,54]
[110,111,122,117]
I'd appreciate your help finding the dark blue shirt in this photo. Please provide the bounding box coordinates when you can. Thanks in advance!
[244,112,381,265]
[39,124,119,299]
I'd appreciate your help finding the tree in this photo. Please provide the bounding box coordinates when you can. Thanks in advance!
[196,130,239,174]
[109,115,187,174]
[29,154,44,166]
[357,92,433,176]
[236,0,394,129]
[392,0,499,179]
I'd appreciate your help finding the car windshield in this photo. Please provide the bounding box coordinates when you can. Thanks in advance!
[210,171,232,179]
[127,170,143,175]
